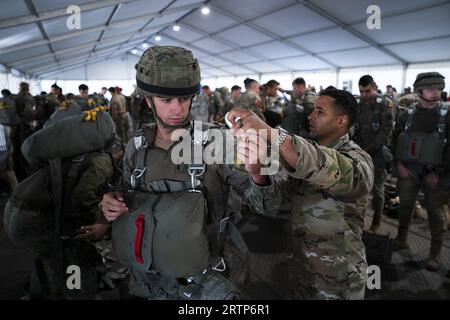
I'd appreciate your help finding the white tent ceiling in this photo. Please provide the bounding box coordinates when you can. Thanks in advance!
[0,0,449,79]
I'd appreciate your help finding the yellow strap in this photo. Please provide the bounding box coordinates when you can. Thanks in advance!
[83,106,106,121]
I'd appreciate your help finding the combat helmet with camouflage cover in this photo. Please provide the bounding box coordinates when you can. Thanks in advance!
[413,72,445,92]
[135,46,201,98]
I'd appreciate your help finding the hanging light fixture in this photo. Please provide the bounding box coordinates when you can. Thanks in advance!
[173,24,180,32]
[142,43,148,48]
[201,6,210,15]
[155,34,162,41]
[131,49,138,54]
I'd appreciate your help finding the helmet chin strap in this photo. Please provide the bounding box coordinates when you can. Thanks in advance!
[148,96,192,130]
[418,91,441,104]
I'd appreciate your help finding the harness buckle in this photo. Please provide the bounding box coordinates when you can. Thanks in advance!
[211,257,226,272]
[219,217,229,233]
[187,165,205,192]
[131,167,147,189]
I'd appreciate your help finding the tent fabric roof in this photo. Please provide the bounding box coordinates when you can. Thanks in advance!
[0,0,449,79]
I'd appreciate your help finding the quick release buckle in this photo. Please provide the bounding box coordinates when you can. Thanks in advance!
[211,257,226,272]
[187,164,205,192]
[131,167,147,189]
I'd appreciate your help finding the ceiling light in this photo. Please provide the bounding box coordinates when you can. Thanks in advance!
[155,35,162,41]
[142,43,148,48]
[201,6,210,15]
[131,49,138,54]
[173,24,180,32]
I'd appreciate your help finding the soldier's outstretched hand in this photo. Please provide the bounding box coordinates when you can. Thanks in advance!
[227,108,274,139]
[101,192,128,222]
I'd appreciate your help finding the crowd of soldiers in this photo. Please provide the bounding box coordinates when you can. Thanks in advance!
[0,45,449,300]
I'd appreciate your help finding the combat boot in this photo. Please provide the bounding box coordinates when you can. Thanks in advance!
[393,229,409,250]
[369,222,380,234]
[425,254,441,272]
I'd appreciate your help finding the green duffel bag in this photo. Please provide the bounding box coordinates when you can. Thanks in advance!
[21,108,115,164]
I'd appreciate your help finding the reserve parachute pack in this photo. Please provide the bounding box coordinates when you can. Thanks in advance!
[3,109,116,257]
[112,121,248,299]
[395,102,448,166]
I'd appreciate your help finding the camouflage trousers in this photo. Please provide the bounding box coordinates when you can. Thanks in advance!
[397,177,447,255]
[287,256,367,300]
[371,167,386,227]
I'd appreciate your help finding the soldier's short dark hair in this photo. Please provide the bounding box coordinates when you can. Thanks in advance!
[265,80,280,88]
[66,93,75,100]
[320,86,357,128]
[40,91,47,95]
[358,75,376,87]
[202,85,210,90]
[292,77,306,86]
[78,84,89,91]
[1,89,11,96]
[231,85,241,91]
[244,78,257,89]
[108,87,116,93]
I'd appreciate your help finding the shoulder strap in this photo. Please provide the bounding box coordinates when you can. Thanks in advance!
[130,125,155,190]
[437,102,448,142]
[48,158,64,298]
[372,97,382,130]
[405,103,417,131]
[188,120,209,192]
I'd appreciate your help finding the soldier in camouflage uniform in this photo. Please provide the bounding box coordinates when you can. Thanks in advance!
[100,46,252,300]
[397,88,420,118]
[76,84,98,111]
[281,77,317,137]
[235,78,265,120]
[353,75,394,233]
[392,72,450,271]
[228,87,374,299]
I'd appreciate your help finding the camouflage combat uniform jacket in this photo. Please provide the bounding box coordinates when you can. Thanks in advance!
[353,96,393,156]
[246,133,374,300]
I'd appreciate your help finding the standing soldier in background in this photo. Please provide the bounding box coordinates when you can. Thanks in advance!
[95,87,109,107]
[261,80,283,127]
[230,85,241,105]
[76,84,97,111]
[109,87,133,144]
[353,75,394,233]
[398,87,419,117]
[392,72,450,271]
[235,78,264,120]
[281,77,316,137]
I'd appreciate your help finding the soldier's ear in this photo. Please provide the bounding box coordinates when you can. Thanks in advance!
[337,115,349,129]
[144,96,153,110]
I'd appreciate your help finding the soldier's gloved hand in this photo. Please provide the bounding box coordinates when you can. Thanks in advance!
[101,192,128,222]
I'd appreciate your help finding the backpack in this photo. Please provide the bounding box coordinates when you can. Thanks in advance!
[4,109,116,258]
